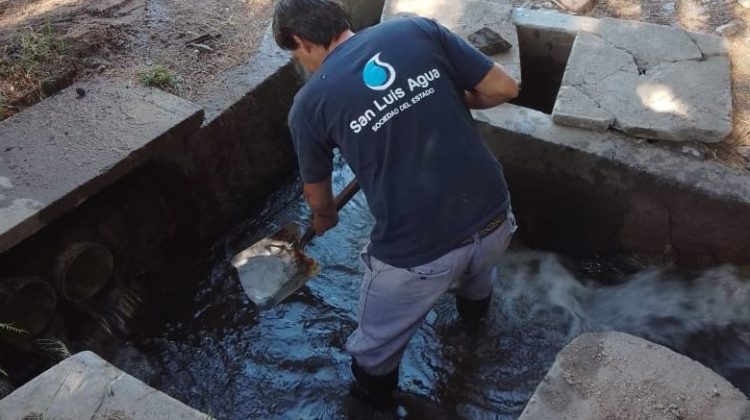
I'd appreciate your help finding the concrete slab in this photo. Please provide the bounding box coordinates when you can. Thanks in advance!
[382,0,521,83]
[516,8,734,143]
[519,332,750,420]
[559,32,639,89]
[0,79,203,254]
[596,57,732,142]
[595,18,702,68]
[0,351,212,419]
[552,86,614,131]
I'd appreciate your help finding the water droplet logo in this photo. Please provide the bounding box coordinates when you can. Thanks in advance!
[362,53,396,91]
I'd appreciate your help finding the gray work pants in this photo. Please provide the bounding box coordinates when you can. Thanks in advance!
[346,211,517,375]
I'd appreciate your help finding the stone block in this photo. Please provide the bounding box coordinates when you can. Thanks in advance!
[0,351,213,419]
[519,332,750,420]
[716,20,745,38]
[0,79,203,254]
[468,27,512,55]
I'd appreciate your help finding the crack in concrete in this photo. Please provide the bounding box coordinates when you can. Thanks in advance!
[89,372,126,420]
[588,29,707,71]
[44,369,73,419]
[91,391,108,420]
[587,32,648,74]
[685,34,707,62]
[570,86,612,119]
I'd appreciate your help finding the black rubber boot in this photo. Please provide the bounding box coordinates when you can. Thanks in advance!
[349,359,399,411]
[456,294,492,325]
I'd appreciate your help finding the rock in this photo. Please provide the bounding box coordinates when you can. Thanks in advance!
[692,5,710,18]
[468,27,512,55]
[557,0,597,14]
[519,332,750,420]
[662,2,675,12]
[737,145,750,160]
[681,145,705,158]
[716,20,745,37]
[739,0,750,9]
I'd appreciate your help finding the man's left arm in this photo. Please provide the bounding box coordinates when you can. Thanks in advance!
[464,63,519,109]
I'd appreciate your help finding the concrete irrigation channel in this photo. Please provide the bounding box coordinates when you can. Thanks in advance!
[1,1,749,419]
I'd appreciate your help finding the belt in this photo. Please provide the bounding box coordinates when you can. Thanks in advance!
[459,212,507,246]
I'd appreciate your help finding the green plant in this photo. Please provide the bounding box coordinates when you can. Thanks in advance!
[0,323,27,335]
[15,20,67,77]
[138,65,182,93]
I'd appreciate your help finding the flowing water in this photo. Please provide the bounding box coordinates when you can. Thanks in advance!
[107,161,750,419]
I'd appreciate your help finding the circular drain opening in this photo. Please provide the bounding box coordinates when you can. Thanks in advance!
[55,242,114,303]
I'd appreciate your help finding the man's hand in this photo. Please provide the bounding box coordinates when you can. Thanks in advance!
[303,176,338,236]
[312,211,339,236]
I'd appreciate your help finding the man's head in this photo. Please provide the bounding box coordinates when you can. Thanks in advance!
[273,0,352,72]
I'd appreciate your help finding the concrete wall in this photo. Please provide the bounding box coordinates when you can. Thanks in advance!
[477,104,750,267]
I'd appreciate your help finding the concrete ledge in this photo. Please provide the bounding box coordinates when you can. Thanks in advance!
[519,332,750,420]
[0,80,204,254]
[0,351,212,419]
[476,104,750,266]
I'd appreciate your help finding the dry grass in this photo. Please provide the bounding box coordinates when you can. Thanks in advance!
[0,19,69,119]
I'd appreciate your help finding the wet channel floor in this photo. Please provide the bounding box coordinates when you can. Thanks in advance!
[108,163,750,419]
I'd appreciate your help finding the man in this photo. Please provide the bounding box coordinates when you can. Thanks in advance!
[273,0,519,410]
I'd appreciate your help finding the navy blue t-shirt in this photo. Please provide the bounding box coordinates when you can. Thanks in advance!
[288,16,510,268]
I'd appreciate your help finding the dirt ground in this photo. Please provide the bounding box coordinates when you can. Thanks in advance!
[0,0,274,113]
[0,0,748,167]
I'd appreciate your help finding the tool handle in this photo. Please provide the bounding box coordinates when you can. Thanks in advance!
[299,178,360,246]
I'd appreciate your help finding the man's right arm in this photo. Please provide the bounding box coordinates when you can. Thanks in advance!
[303,176,339,236]
[465,63,519,110]
[288,101,337,235]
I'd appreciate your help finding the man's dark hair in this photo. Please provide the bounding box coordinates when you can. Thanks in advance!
[273,0,352,50]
